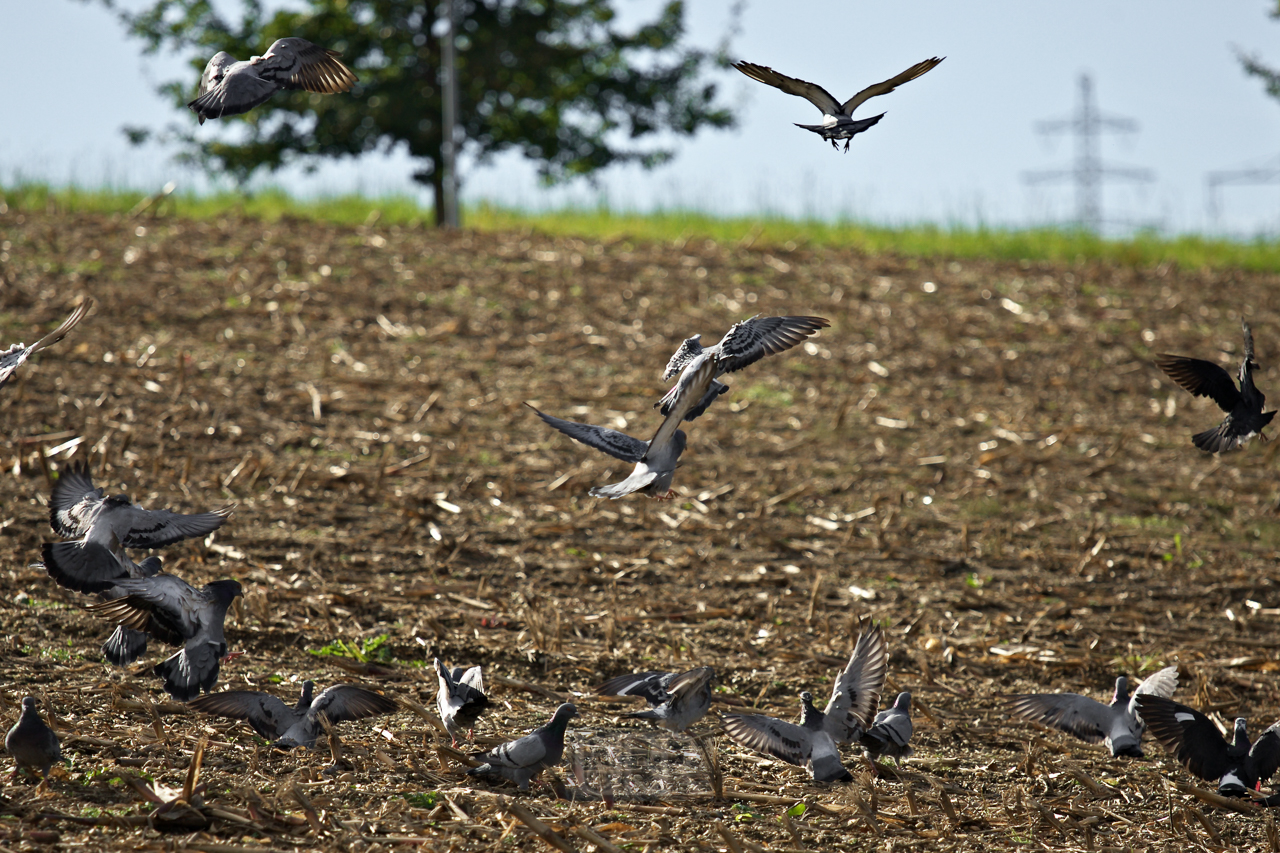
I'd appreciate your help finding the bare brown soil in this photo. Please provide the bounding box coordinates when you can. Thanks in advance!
[3,207,1280,851]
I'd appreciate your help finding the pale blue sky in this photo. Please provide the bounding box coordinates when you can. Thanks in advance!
[3,1,1280,234]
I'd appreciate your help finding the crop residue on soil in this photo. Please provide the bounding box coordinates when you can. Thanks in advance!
[3,208,1280,849]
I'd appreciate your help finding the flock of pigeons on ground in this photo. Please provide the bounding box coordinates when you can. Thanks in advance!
[3,31,1279,809]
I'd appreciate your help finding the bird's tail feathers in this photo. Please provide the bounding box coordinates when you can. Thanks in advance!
[102,625,148,666]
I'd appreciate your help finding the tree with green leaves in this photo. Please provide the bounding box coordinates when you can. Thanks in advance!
[1240,3,1280,104]
[95,0,737,224]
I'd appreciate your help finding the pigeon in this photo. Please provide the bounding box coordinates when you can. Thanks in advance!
[722,701,853,783]
[1136,695,1280,796]
[657,315,831,421]
[467,703,578,791]
[809,619,889,743]
[595,666,715,733]
[1155,321,1276,453]
[734,59,944,151]
[1005,666,1180,758]
[42,542,163,666]
[860,692,914,762]
[189,681,397,749]
[530,349,718,500]
[84,576,242,701]
[435,659,490,745]
[0,300,92,390]
[5,697,61,783]
[189,38,358,124]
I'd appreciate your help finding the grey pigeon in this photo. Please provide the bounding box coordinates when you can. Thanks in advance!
[1006,666,1179,758]
[734,59,943,151]
[84,576,242,701]
[1136,694,1280,796]
[5,697,61,782]
[595,666,715,733]
[0,300,92,389]
[43,543,162,667]
[722,703,852,783]
[811,620,888,743]
[190,680,397,749]
[657,315,831,421]
[435,659,490,745]
[861,691,914,762]
[45,462,232,591]
[189,38,358,124]
[1156,320,1276,453]
[530,350,718,500]
[467,703,577,791]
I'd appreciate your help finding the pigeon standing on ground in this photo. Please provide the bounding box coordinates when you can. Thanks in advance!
[861,692,915,763]
[722,698,853,783]
[1155,320,1276,453]
[84,576,242,701]
[190,680,397,749]
[1136,695,1280,796]
[656,315,831,421]
[734,59,944,151]
[529,350,719,500]
[435,659,490,745]
[1005,666,1179,758]
[5,697,62,783]
[189,38,358,124]
[595,666,716,733]
[467,704,578,791]
[44,462,233,592]
[0,300,92,390]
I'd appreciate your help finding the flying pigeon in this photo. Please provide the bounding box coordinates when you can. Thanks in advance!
[46,462,233,588]
[467,703,578,791]
[809,620,888,743]
[84,576,242,701]
[0,300,92,390]
[657,315,831,421]
[42,542,162,666]
[860,691,914,762]
[595,666,715,733]
[189,38,358,124]
[1006,666,1180,758]
[5,697,61,783]
[1136,694,1280,796]
[722,701,853,783]
[435,659,490,745]
[190,680,397,749]
[530,349,719,500]
[734,59,944,151]
[1155,320,1276,453]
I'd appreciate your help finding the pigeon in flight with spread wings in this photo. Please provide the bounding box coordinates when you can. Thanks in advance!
[657,315,830,421]
[722,698,853,783]
[189,38,358,124]
[85,576,242,701]
[595,666,716,733]
[735,58,943,151]
[0,300,92,390]
[1136,695,1280,796]
[530,349,719,500]
[802,619,888,744]
[1006,666,1179,758]
[1155,320,1275,453]
[190,680,397,749]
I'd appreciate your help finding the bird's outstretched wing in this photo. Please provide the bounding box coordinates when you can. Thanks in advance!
[307,685,398,725]
[256,38,358,93]
[1243,320,1257,363]
[825,619,888,736]
[596,671,674,706]
[1006,693,1111,743]
[722,713,812,765]
[49,461,105,538]
[841,57,944,115]
[115,503,235,549]
[83,575,200,646]
[1155,355,1241,413]
[528,405,647,463]
[733,62,843,116]
[188,690,296,739]
[0,300,92,386]
[1135,695,1233,783]
[198,52,237,96]
[1133,666,1180,700]
[716,316,831,376]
